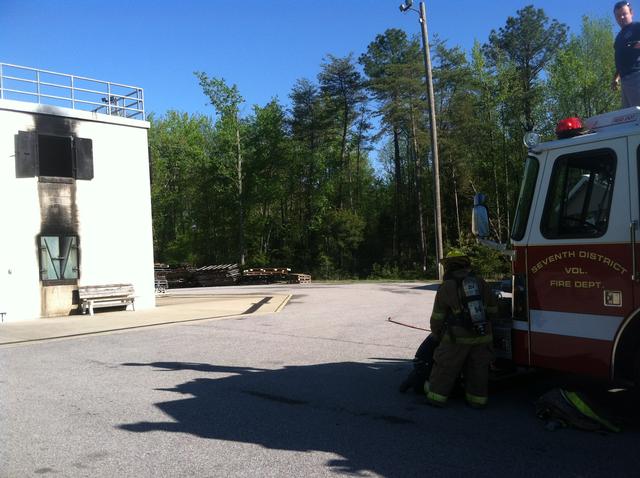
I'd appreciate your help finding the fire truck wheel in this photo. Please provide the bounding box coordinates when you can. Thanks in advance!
[634,351,640,388]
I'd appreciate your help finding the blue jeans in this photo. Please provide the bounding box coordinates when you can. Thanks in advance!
[622,70,640,108]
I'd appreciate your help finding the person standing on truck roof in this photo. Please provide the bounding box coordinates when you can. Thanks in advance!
[425,250,498,408]
[612,1,640,107]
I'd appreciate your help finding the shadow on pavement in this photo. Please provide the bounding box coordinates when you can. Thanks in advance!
[410,284,440,291]
[119,360,640,477]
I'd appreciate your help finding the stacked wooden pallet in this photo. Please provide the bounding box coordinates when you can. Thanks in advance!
[164,266,196,288]
[241,267,291,284]
[288,273,311,284]
[193,264,241,286]
[155,264,310,288]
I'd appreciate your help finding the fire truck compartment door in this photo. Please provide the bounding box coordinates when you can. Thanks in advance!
[628,134,640,315]
[525,137,631,377]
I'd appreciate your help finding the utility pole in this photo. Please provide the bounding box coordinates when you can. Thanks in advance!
[400,0,444,280]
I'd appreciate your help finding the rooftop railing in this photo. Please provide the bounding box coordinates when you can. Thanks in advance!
[0,63,145,120]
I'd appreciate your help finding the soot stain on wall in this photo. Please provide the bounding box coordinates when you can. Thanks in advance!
[34,110,80,236]
[33,109,81,317]
[31,109,83,315]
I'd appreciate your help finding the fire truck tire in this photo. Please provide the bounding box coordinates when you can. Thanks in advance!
[634,351,640,388]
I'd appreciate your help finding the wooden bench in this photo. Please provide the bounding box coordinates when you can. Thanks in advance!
[78,284,135,316]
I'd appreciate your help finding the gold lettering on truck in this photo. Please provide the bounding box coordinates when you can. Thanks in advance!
[531,250,628,275]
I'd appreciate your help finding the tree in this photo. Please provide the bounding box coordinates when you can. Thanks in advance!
[318,54,367,209]
[195,72,247,265]
[149,111,224,264]
[360,29,425,265]
[432,39,475,246]
[244,99,291,265]
[484,5,567,131]
[547,16,618,121]
[289,78,330,270]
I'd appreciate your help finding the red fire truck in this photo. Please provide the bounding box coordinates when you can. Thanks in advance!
[497,107,640,386]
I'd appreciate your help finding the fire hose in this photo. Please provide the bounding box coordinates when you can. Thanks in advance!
[387,317,429,332]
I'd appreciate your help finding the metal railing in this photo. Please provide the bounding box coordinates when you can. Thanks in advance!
[0,63,145,120]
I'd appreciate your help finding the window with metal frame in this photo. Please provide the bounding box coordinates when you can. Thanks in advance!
[541,149,616,239]
[39,235,79,282]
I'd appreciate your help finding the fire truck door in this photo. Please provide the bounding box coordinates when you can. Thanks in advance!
[629,136,640,311]
[526,138,632,378]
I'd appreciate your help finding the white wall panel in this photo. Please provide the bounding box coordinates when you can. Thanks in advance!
[0,101,154,321]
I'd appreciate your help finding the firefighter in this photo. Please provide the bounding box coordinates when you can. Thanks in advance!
[425,250,498,408]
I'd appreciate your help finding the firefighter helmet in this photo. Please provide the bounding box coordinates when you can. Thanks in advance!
[440,249,471,273]
[441,249,470,264]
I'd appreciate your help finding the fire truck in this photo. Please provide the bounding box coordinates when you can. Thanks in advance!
[494,107,640,386]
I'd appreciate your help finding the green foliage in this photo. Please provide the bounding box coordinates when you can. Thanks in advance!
[367,263,428,280]
[547,16,618,122]
[194,72,244,118]
[457,241,511,280]
[149,111,223,264]
[369,262,402,279]
[484,5,567,131]
[149,11,618,281]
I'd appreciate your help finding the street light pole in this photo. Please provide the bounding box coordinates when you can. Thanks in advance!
[400,0,444,280]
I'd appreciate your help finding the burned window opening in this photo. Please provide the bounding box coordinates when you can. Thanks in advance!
[15,131,93,180]
[38,134,73,178]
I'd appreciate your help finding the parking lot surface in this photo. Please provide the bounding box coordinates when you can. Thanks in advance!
[1,282,639,477]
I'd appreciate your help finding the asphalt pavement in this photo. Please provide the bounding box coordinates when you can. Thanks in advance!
[1,282,639,478]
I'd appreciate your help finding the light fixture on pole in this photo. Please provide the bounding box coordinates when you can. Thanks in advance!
[400,0,444,280]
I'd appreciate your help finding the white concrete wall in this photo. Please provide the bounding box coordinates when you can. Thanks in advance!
[0,100,155,321]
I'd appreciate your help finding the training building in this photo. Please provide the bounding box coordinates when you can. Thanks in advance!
[0,63,155,322]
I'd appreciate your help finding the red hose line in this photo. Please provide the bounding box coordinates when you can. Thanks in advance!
[387,317,429,332]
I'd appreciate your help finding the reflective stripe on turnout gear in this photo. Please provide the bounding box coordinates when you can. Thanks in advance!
[465,392,488,407]
[424,381,448,405]
[561,390,621,433]
[426,391,448,405]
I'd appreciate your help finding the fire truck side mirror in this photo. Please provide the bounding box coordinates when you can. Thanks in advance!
[472,193,490,239]
[471,192,509,252]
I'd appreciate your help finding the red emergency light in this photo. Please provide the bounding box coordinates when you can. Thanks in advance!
[555,117,584,139]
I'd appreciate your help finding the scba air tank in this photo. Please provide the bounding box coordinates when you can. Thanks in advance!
[461,276,487,335]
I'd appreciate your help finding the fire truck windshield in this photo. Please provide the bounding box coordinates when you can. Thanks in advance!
[512,156,540,241]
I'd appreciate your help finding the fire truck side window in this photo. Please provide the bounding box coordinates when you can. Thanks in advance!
[511,157,539,241]
[541,149,616,239]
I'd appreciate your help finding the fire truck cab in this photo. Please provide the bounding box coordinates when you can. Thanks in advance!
[503,107,640,386]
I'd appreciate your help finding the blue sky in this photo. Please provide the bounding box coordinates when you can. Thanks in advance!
[1,0,614,120]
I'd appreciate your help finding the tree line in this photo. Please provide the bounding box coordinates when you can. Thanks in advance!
[149,6,619,279]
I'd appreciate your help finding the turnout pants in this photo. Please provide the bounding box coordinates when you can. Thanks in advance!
[426,341,494,407]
